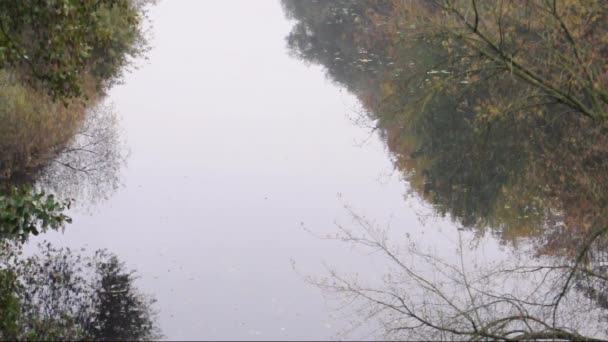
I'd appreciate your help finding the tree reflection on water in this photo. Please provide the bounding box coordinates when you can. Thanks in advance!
[283,0,608,339]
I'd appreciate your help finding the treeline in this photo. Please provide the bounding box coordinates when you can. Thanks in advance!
[282,0,608,253]
[0,1,160,340]
[283,2,608,339]
[0,0,150,239]
[0,242,161,340]
[0,0,148,186]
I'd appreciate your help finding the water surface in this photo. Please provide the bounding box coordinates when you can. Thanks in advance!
[29,1,436,339]
[22,0,608,340]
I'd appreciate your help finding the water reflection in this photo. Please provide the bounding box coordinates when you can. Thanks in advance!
[282,0,608,252]
[306,207,608,340]
[37,102,128,205]
[1,0,606,339]
[283,0,608,339]
[0,241,161,340]
[0,1,152,339]
[0,99,127,206]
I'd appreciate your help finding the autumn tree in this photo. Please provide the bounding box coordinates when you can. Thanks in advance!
[284,3,608,338]
[0,0,151,241]
[282,0,608,247]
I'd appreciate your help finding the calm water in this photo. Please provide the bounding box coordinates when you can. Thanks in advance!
[27,1,435,339]
[14,0,608,340]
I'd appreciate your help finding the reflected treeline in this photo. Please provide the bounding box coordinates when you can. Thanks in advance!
[0,57,128,206]
[306,207,608,340]
[282,0,608,254]
[0,1,155,339]
[36,102,128,205]
[0,241,161,341]
[284,1,608,339]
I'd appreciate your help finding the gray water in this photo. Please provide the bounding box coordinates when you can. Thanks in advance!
[26,0,590,340]
[28,1,435,339]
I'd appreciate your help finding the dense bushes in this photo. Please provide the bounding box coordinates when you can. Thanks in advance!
[0,0,150,240]
[0,1,156,339]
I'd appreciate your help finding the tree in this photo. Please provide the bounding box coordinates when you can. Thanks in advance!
[304,207,608,340]
[0,0,151,99]
[283,3,608,338]
[89,254,159,341]
[0,269,20,340]
[282,0,608,248]
[0,0,151,241]
[38,102,128,204]
[413,0,608,121]
[0,241,161,341]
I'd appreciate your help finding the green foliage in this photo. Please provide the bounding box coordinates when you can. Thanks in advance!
[0,186,71,242]
[0,270,19,340]
[0,241,161,341]
[282,0,393,98]
[88,1,151,93]
[89,254,160,341]
[0,1,153,338]
[0,0,151,242]
[282,1,608,247]
[0,0,150,99]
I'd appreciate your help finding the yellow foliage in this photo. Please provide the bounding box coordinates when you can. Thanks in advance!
[0,71,97,182]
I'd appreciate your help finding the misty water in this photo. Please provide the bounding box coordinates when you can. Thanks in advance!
[30,2,414,339]
[5,0,608,341]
